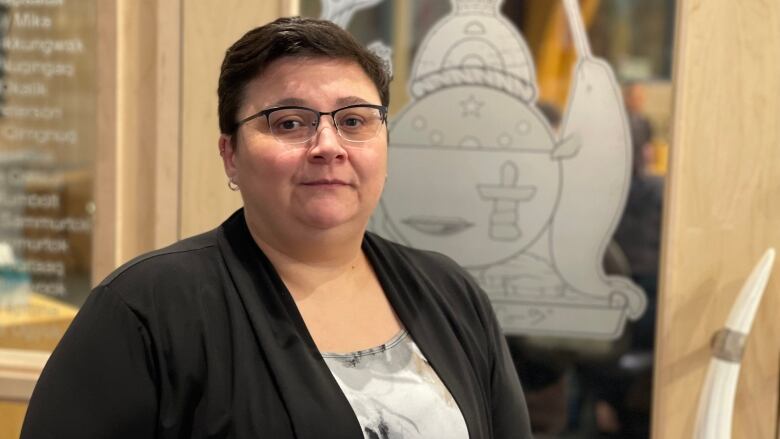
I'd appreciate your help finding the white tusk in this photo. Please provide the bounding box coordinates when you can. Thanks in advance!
[693,248,775,439]
[725,248,775,333]
[561,0,593,59]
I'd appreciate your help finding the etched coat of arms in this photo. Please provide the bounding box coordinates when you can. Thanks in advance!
[324,0,647,339]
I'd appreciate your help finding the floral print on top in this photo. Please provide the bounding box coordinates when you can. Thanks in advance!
[321,330,469,439]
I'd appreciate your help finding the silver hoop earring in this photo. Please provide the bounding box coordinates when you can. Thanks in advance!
[228,178,239,191]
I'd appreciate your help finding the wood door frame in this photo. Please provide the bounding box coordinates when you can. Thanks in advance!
[652,0,780,437]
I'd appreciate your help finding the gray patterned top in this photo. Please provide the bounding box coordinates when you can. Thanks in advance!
[321,330,469,439]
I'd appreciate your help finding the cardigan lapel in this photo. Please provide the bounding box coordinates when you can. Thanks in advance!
[362,234,489,439]
[217,211,363,439]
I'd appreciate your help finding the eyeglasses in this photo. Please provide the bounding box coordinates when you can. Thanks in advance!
[235,104,388,145]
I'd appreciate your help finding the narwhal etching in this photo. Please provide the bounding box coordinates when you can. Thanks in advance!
[323,0,647,339]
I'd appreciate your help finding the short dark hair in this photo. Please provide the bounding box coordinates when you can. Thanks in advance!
[218,16,391,135]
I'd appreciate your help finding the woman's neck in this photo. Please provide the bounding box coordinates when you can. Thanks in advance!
[244,215,369,297]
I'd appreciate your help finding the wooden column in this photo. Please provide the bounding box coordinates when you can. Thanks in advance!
[93,0,184,281]
[653,0,780,438]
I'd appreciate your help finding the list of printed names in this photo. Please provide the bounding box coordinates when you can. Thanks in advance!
[0,0,93,302]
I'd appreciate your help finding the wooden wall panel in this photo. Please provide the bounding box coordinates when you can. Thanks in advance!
[179,0,291,237]
[0,402,27,439]
[93,0,184,280]
[115,0,164,262]
[154,0,184,249]
[653,0,780,438]
[92,0,119,286]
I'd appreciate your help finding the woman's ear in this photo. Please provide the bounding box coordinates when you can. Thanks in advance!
[219,134,238,181]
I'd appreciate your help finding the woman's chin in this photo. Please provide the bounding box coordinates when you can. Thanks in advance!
[298,208,362,231]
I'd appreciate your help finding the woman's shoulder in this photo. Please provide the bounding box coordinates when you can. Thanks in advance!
[96,228,224,301]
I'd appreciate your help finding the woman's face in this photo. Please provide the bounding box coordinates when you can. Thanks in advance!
[220,57,387,239]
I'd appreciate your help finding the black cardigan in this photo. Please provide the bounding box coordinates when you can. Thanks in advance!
[22,210,533,438]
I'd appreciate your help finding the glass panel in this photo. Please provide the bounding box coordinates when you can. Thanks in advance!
[301,0,674,437]
[0,1,97,351]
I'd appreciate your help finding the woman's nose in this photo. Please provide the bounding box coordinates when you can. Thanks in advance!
[308,117,347,162]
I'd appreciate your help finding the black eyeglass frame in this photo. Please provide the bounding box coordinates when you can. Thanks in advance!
[234,104,388,144]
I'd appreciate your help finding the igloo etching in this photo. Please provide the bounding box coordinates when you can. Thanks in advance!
[325,0,647,339]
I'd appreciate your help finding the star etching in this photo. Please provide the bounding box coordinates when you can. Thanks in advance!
[460,95,485,117]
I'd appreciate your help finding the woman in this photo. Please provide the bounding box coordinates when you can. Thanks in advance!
[22,17,532,439]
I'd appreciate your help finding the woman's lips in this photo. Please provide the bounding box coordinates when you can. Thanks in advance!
[301,179,351,186]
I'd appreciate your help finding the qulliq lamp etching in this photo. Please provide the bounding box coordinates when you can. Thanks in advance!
[694,248,776,439]
[324,0,647,339]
